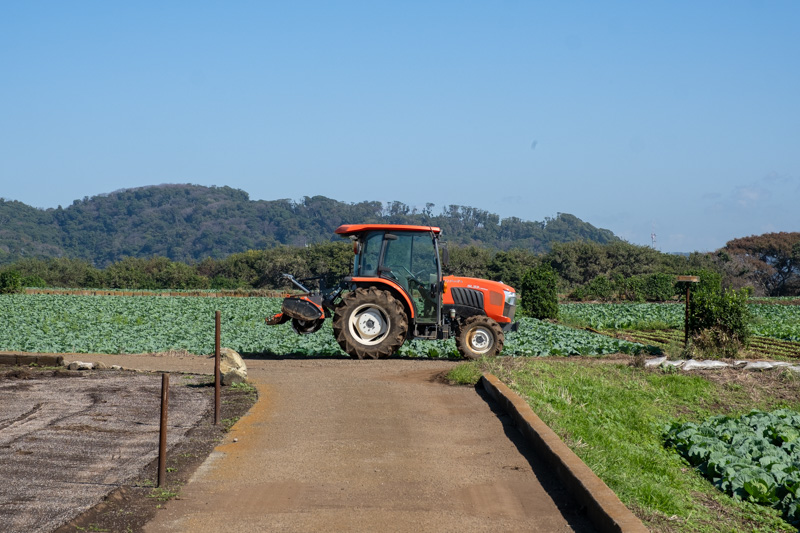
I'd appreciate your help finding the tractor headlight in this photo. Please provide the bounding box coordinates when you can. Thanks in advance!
[503,290,516,306]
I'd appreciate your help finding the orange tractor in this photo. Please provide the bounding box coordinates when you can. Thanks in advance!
[266,224,518,359]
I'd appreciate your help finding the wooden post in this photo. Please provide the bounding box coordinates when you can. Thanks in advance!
[157,373,169,487]
[676,276,700,348]
[684,284,691,348]
[215,311,221,425]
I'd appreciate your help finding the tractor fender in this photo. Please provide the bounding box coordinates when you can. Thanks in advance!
[347,277,415,320]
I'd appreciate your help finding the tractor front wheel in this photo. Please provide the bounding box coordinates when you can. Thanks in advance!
[333,288,408,359]
[456,315,504,359]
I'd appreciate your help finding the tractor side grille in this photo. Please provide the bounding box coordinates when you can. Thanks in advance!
[451,287,484,309]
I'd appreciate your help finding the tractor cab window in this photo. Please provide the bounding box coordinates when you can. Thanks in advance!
[357,231,383,277]
[381,232,439,323]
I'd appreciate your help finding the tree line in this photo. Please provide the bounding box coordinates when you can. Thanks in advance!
[3,231,796,297]
[0,184,616,267]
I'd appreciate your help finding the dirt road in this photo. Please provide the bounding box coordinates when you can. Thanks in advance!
[118,356,596,532]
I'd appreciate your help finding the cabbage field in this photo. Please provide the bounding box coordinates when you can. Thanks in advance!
[561,302,800,342]
[0,294,643,357]
[665,409,800,525]
[3,294,796,358]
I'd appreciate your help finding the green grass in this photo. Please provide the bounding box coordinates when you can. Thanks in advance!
[230,381,256,393]
[148,488,178,502]
[446,363,483,385]
[220,416,240,432]
[449,357,800,532]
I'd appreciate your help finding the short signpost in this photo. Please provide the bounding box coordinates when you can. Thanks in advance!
[676,276,700,347]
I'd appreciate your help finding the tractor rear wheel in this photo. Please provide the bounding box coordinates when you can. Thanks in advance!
[456,315,504,359]
[333,287,408,359]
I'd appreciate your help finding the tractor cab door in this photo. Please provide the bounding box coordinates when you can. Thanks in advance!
[370,231,441,324]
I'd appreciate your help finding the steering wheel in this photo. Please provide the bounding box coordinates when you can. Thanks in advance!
[397,266,424,284]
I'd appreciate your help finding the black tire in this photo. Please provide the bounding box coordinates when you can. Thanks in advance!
[332,287,408,359]
[291,318,325,335]
[455,315,504,360]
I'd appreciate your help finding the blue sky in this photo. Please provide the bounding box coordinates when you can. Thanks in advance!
[1,1,798,253]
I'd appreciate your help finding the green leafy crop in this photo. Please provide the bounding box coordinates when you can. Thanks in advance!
[665,409,800,524]
[0,295,645,358]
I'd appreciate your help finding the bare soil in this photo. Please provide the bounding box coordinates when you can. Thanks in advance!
[0,367,255,533]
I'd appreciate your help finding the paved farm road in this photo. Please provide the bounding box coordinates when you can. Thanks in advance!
[102,356,595,532]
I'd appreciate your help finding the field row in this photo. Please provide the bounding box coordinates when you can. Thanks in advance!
[561,303,800,342]
[608,329,800,359]
[23,288,288,298]
[0,295,643,357]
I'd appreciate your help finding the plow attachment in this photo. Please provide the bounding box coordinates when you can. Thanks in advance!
[265,295,327,335]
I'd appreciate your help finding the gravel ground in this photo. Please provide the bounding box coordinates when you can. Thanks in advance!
[0,369,212,533]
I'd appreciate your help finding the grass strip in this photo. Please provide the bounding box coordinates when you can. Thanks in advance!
[449,357,800,532]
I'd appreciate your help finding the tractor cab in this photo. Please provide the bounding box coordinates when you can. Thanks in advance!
[340,224,443,337]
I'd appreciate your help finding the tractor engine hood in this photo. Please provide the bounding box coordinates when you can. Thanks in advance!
[442,276,517,323]
[443,276,515,294]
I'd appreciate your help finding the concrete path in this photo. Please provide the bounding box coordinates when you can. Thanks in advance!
[81,355,595,532]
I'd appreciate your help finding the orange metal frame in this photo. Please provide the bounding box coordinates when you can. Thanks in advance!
[335,224,441,236]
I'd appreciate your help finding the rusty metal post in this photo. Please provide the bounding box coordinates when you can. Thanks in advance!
[214,310,221,426]
[157,373,169,488]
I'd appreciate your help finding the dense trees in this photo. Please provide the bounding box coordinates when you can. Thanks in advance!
[721,232,800,296]
[0,243,355,292]
[1,234,796,297]
[542,240,718,287]
[1,184,795,297]
[0,184,616,267]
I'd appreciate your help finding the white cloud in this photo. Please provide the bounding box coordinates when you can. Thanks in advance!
[732,185,769,208]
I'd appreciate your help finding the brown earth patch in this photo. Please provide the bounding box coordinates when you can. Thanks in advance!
[52,380,255,533]
[0,367,255,533]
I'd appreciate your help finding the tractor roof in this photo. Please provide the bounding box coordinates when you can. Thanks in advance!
[335,224,441,236]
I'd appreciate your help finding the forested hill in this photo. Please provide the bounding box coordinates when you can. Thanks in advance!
[0,184,618,266]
